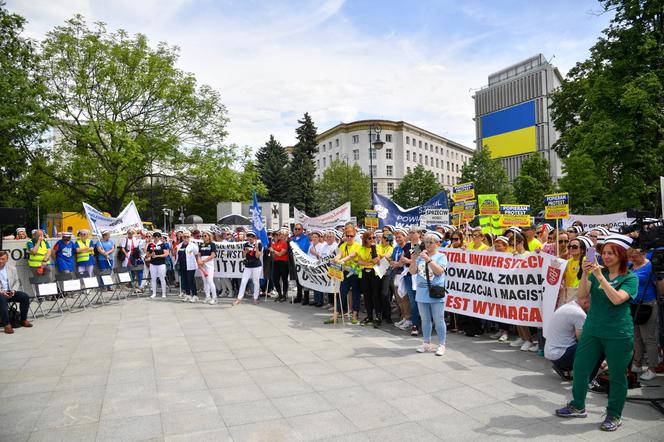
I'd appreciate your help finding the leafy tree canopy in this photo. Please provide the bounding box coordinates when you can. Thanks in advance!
[459,148,512,203]
[314,159,370,218]
[550,0,664,213]
[392,165,443,208]
[512,154,554,214]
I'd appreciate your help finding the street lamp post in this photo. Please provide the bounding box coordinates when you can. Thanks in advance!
[368,124,384,205]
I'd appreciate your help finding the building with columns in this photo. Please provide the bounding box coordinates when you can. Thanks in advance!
[314,119,474,197]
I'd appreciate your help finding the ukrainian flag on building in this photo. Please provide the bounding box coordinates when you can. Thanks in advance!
[480,101,537,158]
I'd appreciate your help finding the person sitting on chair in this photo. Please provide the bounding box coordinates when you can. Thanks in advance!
[0,251,33,334]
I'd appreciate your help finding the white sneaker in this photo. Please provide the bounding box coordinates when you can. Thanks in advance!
[528,343,539,352]
[520,341,533,351]
[182,295,190,302]
[510,338,525,347]
[394,319,404,328]
[150,294,156,299]
[435,344,446,356]
[498,333,509,342]
[162,294,167,298]
[490,331,502,339]
[399,320,413,331]
[640,369,657,381]
[190,295,198,303]
[416,343,432,353]
[209,298,218,305]
[631,363,644,374]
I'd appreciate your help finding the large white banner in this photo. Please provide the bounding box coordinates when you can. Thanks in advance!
[561,212,634,231]
[440,249,566,333]
[83,201,143,235]
[290,241,336,293]
[294,202,350,231]
[209,242,246,278]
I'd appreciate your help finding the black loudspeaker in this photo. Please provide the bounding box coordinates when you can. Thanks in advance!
[0,208,27,225]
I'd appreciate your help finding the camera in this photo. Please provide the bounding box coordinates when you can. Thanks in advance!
[620,211,664,277]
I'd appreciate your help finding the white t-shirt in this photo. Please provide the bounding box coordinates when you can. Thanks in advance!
[544,301,587,360]
[316,242,338,259]
[176,241,200,271]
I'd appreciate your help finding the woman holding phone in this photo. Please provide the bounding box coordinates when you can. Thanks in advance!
[556,234,639,432]
[234,231,263,305]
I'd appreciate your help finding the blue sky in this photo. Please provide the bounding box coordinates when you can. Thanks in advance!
[10,0,613,150]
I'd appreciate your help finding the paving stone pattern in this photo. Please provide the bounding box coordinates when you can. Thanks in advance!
[1,294,663,441]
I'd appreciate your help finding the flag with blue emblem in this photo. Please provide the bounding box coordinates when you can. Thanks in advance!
[250,190,269,246]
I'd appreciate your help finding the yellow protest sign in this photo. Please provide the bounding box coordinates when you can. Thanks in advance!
[462,200,476,222]
[500,204,531,227]
[544,193,569,219]
[478,194,500,216]
[452,182,475,202]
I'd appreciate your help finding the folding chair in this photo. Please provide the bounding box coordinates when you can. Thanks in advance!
[34,275,70,316]
[94,269,114,306]
[127,264,145,298]
[55,273,85,310]
[81,273,102,306]
[110,270,131,301]
[28,275,55,318]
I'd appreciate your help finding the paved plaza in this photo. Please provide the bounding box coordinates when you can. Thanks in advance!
[1,294,663,442]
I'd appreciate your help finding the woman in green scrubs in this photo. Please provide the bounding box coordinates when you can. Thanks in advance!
[555,234,638,432]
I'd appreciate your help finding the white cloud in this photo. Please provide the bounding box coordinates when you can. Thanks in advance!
[7,0,610,153]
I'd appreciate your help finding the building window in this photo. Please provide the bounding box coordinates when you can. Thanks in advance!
[336,152,339,161]
[447,161,450,171]
[371,165,377,176]
[456,152,459,160]
[418,140,422,148]
[329,155,332,164]
[425,156,428,166]
[436,158,439,168]
[406,150,410,161]
[387,182,394,195]
[317,160,320,168]
[447,176,450,185]
[329,142,332,149]
[407,167,411,174]
[386,165,393,177]
[321,144,325,152]
[372,182,378,193]
[370,149,376,160]
[323,158,326,167]
[456,163,459,172]
[353,149,360,161]
[406,136,410,145]
[385,134,392,143]
[435,146,439,154]
[419,154,423,163]
[352,135,359,144]
[335,138,339,147]
[385,148,393,160]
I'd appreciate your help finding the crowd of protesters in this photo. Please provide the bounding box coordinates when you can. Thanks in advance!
[3,219,663,433]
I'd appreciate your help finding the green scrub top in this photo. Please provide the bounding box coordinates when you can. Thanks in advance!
[583,269,638,338]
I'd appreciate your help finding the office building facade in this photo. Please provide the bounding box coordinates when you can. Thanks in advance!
[473,54,564,182]
[315,120,474,197]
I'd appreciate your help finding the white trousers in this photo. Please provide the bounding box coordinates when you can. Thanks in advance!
[77,264,94,276]
[237,266,262,300]
[150,264,167,297]
[202,269,216,299]
[217,278,233,296]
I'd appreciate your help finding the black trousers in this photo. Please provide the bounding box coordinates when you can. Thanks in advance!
[272,260,290,297]
[295,281,310,304]
[361,269,382,320]
[181,270,197,296]
[0,291,30,325]
[380,270,395,321]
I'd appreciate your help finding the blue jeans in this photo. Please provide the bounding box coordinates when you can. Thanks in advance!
[404,274,420,328]
[314,291,324,306]
[418,302,446,345]
[339,274,360,313]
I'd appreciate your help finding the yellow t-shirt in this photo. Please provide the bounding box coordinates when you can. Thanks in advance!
[564,256,585,288]
[467,242,489,251]
[376,243,394,259]
[527,238,543,252]
[356,246,378,269]
[339,241,360,264]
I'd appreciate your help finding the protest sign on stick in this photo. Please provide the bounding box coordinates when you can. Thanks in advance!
[452,182,475,202]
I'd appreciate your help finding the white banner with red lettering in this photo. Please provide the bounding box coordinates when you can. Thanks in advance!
[440,249,566,334]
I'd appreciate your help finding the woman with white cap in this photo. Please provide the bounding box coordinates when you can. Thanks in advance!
[489,236,512,342]
[198,230,218,304]
[74,229,95,277]
[175,230,200,302]
[556,234,639,432]
[234,231,263,305]
[561,236,591,305]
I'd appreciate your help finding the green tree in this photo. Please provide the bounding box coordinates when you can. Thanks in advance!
[255,135,290,202]
[37,16,231,215]
[392,165,442,208]
[558,152,607,213]
[550,0,664,213]
[512,154,554,214]
[0,2,49,209]
[288,113,318,214]
[181,146,266,222]
[459,148,512,202]
[314,160,370,218]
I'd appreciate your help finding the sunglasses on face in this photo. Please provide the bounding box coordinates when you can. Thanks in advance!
[345,235,355,238]
[452,238,460,241]
[558,240,569,244]
[368,236,375,240]
[569,245,579,249]
[472,234,482,238]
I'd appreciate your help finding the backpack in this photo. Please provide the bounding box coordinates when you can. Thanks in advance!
[9,304,21,328]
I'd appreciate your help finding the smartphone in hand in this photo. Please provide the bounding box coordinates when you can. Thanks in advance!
[585,247,596,264]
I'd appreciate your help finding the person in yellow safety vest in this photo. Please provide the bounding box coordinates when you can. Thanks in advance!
[26,229,52,277]
[74,229,95,276]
